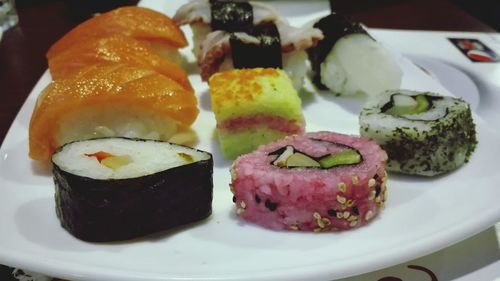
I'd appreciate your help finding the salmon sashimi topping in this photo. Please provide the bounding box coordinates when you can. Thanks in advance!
[48,35,193,91]
[46,6,187,59]
[29,63,199,162]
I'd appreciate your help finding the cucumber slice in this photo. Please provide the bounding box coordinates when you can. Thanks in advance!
[318,149,361,168]
[286,152,321,168]
[387,94,430,116]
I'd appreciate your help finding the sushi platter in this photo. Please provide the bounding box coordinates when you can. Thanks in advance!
[0,0,500,280]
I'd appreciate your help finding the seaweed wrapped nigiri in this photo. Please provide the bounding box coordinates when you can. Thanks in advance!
[46,6,187,65]
[174,0,323,89]
[307,13,402,96]
[174,0,281,59]
[52,138,213,242]
[29,63,198,163]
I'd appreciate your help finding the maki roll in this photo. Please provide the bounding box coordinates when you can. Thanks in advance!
[307,13,402,96]
[174,0,323,89]
[359,90,477,176]
[52,138,213,242]
[230,132,388,232]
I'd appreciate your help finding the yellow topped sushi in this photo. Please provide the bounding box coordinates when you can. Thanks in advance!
[209,68,305,159]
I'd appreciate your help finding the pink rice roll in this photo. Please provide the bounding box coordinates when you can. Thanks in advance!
[230,131,388,232]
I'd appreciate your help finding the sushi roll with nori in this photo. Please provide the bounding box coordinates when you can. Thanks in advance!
[230,132,388,232]
[174,0,323,90]
[359,90,477,176]
[307,13,402,96]
[52,138,213,242]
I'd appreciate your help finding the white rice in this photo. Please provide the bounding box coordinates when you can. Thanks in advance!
[321,33,403,96]
[52,138,210,180]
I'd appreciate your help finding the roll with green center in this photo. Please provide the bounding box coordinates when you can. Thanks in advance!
[359,90,477,176]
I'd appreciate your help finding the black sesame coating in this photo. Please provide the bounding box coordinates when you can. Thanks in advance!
[360,95,477,176]
[264,199,278,211]
[255,194,261,204]
[230,22,282,69]
[327,209,337,217]
[52,140,214,242]
[307,12,369,88]
[210,0,254,33]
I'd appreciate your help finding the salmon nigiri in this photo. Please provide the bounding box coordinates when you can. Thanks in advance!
[48,35,193,91]
[29,63,199,163]
[46,6,187,63]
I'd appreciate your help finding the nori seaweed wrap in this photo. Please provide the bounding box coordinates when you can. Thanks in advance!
[210,0,254,32]
[307,13,367,88]
[52,138,213,242]
[230,23,282,69]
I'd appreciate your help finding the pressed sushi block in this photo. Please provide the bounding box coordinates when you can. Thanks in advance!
[48,35,193,91]
[46,6,187,65]
[29,63,199,163]
[230,132,388,232]
[208,68,305,159]
[52,138,213,242]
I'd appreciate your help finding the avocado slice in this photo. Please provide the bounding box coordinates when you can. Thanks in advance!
[318,149,361,168]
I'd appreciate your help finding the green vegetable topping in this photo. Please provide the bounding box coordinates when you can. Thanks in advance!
[386,94,430,116]
[318,149,362,168]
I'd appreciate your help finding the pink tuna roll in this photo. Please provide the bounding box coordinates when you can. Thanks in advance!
[230,131,388,232]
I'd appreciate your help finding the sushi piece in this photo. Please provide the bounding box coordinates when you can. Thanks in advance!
[46,6,187,65]
[174,0,281,59]
[209,68,305,160]
[199,21,322,89]
[230,131,388,231]
[359,90,477,176]
[29,63,199,163]
[52,137,213,242]
[174,0,323,89]
[48,35,193,91]
[307,13,402,96]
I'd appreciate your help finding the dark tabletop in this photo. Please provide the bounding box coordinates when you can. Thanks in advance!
[0,0,496,144]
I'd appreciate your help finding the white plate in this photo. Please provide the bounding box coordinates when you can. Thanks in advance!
[1,1,500,280]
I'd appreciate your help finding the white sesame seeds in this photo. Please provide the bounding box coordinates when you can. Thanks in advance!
[342,211,350,219]
[365,210,374,221]
[337,195,346,204]
[236,208,245,215]
[240,201,246,209]
[368,178,376,187]
[313,212,321,219]
[369,190,376,200]
[349,220,358,227]
[338,182,346,193]
[351,176,359,184]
